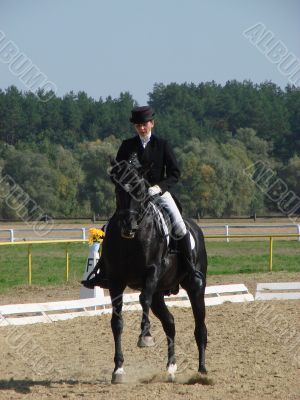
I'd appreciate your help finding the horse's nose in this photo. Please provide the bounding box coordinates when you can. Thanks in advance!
[120,220,135,239]
[130,221,138,231]
[126,216,138,231]
[121,229,135,239]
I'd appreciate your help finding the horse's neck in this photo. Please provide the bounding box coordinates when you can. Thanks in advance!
[139,202,167,240]
[139,203,156,228]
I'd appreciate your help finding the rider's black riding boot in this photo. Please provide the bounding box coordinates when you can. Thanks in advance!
[178,232,204,289]
[81,256,109,289]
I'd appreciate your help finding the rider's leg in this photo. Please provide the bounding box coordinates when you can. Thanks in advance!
[177,232,204,287]
[81,255,109,289]
[154,192,204,288]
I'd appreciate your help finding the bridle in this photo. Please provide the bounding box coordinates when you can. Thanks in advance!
[116,200,151,226]
[112,156,153,236]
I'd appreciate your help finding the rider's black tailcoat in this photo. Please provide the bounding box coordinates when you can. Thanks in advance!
[116,134,180,194]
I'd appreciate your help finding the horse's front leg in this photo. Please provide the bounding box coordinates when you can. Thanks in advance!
[151,292,177,381]
[137,264,158,348]
[109,282,126,383]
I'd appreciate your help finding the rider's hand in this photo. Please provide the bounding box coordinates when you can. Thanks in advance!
[148,185,162,196]
[123,183,132,192]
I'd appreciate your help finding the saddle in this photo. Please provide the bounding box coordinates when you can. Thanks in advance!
[150,202,197,297]
[150,201,195,254]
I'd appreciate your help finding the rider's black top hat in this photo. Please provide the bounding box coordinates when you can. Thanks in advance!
[130,106,155,124]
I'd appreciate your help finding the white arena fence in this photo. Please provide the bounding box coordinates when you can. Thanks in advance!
[0,284,254,326]
[1,224,300,242]
[1,282,299,327]
[0,227,87,242]
[255,282,300,300]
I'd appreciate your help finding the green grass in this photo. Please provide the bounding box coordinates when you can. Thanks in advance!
[0,243,87,292]
[206,240,300,274]
[0,240,299,293]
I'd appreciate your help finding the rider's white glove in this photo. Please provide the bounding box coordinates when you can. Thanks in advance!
[148,185,162,196]
[123,183,132,192]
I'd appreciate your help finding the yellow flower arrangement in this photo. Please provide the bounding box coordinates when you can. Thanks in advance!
[88,227,105,245]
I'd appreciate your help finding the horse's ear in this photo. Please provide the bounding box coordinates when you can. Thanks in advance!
[110,157,117,166]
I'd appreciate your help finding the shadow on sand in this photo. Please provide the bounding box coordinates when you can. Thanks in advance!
[0,373,213,394]
[0,378,109,394]
[0,378,53,394]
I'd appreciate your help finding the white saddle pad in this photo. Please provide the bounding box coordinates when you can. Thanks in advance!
[151,203,195,250]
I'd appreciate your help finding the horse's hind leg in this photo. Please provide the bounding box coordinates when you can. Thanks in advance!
[109,282,126,383]
[183,281,207,374]
[151,292,177,380]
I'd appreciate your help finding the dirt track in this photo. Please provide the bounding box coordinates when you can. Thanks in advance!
[0,273,299,399]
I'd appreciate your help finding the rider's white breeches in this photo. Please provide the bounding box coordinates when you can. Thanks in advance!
[154,191,187,239]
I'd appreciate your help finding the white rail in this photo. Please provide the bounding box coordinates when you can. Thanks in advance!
[0,224,300,242]
[0,227,87,242]
[200,224,300,242]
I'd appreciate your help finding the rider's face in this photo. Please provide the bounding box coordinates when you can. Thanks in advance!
[134,120,154,138]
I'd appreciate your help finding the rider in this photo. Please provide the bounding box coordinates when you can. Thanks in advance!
[82,106,203,289]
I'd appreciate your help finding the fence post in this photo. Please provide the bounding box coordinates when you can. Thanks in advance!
[28,244,32,285]
[9,229,14,242]
[225,225,229,242]
[81,228,86,240]
[65,244,70,282]
[269,236,273,272]
[297,225,300,242]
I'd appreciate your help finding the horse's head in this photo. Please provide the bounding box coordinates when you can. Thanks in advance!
[109,154,148,239]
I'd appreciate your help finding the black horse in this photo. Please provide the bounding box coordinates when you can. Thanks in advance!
[99,158,208,383]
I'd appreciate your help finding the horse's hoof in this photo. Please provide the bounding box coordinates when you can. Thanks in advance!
[199,366,207,375]
[111,367,125,384]
[137,336,155,347]
[167,363,177,382]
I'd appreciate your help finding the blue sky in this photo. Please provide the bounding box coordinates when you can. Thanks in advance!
[0,0,299,104]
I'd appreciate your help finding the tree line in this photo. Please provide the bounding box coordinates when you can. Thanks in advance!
[0,80,299,219]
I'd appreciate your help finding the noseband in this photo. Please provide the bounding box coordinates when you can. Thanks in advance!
[116,209,139,217]
[117,201,152,239]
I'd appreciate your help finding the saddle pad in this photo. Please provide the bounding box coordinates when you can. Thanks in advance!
[189,232,195,250]
[150,203,195,250]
